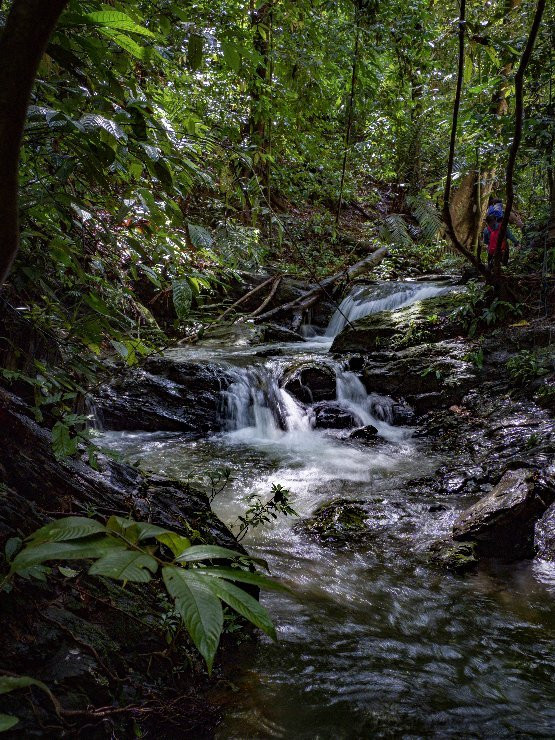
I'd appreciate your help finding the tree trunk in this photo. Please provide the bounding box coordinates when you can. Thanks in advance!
[0,0,69,286]
[449,0,521,252]
[248,1,272,200]
[443,0,491,280]
[496,0,546,276]
[336,16,360,226]
[548,166,555,249]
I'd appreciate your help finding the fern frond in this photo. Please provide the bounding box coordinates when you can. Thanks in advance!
[188,224,213,249]
[407,195,443,243]
[172,279,193,320]
[380,214,413,248]
[79,114,127,141]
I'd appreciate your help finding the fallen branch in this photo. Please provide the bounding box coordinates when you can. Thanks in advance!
[249,276,282,317]
[215,275,277,322]
[254,247,388,323]
[347,200,374,221]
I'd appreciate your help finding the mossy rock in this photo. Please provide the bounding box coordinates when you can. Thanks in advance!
[429,538,478,574]
[360,339,478,413]
[332,291,465,353]
[302,498,369,546]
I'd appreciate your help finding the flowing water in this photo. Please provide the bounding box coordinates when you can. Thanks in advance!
[99,281,555,738]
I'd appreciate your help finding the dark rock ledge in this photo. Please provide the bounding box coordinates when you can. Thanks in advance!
[0,388,242,736]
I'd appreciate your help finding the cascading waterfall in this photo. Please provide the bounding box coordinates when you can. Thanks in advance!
[336,370,409,442]
[325,281,452,337]
[221,360,400,445]
[222,364,317,441]
[222,366,287,438]
[220,280,453,442]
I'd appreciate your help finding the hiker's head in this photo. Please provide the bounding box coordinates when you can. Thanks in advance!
[486,214,498,228]
[493,198,503,205]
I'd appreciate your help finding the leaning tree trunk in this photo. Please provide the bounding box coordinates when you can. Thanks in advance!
[0,0,69,286]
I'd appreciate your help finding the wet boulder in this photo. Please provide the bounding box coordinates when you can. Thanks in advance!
[95,358,233,434]
[361,340,477,414]
[262,323,305,343]
[302,499,369,546]
[312,402,361,429]
[200,320,265,347]
[367,394,415,426]
[331,290,464,353]
[349,424,379,441]
[429,538,479,574]
[452,468,555,559]
[535,503,555,561]
[281,362,336,403]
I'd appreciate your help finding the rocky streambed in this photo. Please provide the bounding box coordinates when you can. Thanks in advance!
[91,280,555,737]
[2,278,553,736]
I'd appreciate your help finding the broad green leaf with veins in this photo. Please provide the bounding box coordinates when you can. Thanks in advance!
[163,566,224,672]
[89,550,158,582]
[27,517,106,545]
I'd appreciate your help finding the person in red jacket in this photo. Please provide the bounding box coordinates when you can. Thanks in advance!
[483,214,520,270]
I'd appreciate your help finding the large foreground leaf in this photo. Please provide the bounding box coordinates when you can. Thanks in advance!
[106,515,170,542]
[27,517,106,545]
[89,550,158,582]
[204,577,277,640]
[0,675,53,733]
[11,537,125,571]
[0,714,19,732]
[197,567,289,592]
[175,544,263,564]
[163,566,223,672]
[0,676,50,695]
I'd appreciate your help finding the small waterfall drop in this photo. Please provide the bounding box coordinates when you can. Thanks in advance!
[325,281,451,337]
[221,360,407,446]
[222,366,287,439]
[336,370,408,442]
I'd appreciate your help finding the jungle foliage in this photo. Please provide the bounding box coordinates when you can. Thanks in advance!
[0,0,553,709]
[0,0,550,465]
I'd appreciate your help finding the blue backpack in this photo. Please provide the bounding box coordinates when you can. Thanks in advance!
[487,203,503,220]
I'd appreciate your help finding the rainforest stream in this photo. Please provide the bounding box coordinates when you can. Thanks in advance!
[100,281,555,738]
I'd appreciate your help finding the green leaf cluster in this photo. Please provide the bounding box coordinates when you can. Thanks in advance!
[7,516,288,672]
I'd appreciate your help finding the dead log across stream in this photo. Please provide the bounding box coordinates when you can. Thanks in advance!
[253,247,388,325]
